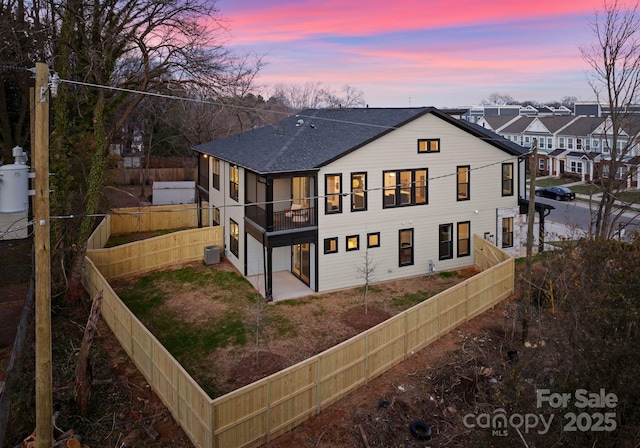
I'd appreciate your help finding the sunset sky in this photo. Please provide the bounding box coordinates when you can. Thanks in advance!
[216,0,606,108]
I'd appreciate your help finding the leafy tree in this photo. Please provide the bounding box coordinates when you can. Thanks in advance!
[581,0,640,239]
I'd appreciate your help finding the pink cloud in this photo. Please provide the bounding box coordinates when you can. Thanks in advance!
[221,0,603,45]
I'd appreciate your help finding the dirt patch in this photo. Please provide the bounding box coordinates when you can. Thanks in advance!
[342,305,392,332]
[228,351,288,389]
[110,259,479,402]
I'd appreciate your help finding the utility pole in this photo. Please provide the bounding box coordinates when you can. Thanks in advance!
[34,61,53,448]
[525,139,538,304]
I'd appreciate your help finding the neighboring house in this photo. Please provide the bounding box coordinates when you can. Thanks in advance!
[554,117,604,180]
[192,108,527,300]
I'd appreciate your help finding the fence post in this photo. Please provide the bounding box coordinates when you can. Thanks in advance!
[316,358,322,415]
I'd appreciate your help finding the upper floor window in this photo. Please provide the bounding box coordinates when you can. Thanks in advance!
[457,166,470,201]
[383,169,428,208]
[229,219,239,257]
[577,138,583,150]
[229,165,239,201]
[199,154,210,189]
[351,173,367,212]
[418,139,440,153]
[568,138,574,149]
[212,157,220,190]
[559,137,565,149]
[399,229,414,266]
[502,163,513,196]
[325,174,342,214]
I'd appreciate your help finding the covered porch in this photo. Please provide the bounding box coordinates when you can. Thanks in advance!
[247,270,315,302]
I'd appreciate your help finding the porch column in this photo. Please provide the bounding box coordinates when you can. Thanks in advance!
[266,246,273,301]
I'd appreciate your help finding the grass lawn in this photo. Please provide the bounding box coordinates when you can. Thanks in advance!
[113,262,474,398]
[534,177,567,187]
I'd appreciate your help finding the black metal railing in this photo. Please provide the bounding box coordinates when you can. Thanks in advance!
[246,204,317,232]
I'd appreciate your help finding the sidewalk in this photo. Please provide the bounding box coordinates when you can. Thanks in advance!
[539,177,640,215]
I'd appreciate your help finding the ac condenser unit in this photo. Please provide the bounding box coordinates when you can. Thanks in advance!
[204,246,220,265]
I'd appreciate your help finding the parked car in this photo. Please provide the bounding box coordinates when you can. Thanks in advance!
[535,186,576,201]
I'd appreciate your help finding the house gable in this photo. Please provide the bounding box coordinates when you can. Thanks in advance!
[193,108,526,176]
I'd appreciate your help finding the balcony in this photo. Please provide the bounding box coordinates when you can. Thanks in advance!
[246,204,317,232]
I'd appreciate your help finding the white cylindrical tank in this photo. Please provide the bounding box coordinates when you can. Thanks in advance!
[0,163,29,213]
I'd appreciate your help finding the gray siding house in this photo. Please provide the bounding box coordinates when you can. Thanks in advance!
[193,107,527,300]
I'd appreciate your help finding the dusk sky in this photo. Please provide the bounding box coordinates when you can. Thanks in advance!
[216,0,605,108]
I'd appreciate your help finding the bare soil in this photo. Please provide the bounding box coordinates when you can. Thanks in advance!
[1,185,525,448]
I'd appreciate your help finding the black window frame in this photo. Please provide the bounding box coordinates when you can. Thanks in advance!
[502,163,514,196]
[325,173,342,214]
[418,138,440,153]
[502,217,514,248]
[367,232,380,248]
[229,164,239,201]
[456,165,470,201]
[324,237,338,254]
[351,172,367,212]
[383,168,428,209]
[229,218,239,257]
[346,234,359,252]
[457,221,470,257]
[399,228,414,266]
[439,223,453,260]
[212,157,220,190]
[212,206,220,226]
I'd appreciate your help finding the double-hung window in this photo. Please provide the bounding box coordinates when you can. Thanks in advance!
[229,219,239,257]
[439,224,453,260]
[457,166,470,201]
[502,163,513,196]
[325,174,342,213]
[457,221,470,257]
[502,217,513,248]
[229,165,239,201]
[212,157,220,190]
[351,173,367,211]
[399,229,413,266]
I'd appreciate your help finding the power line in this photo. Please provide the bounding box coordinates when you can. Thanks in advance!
[56,76,519,141]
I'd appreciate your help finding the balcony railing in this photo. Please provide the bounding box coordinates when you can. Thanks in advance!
[245,204,317,232]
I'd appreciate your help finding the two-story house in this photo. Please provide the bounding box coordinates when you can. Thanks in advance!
[193,108,527,300]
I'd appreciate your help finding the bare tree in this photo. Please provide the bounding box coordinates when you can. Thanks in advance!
[479,92,516,105]
[270,82,365,111]
[47,0,262,296]
[581,0,640,239]
[356,247,377,315]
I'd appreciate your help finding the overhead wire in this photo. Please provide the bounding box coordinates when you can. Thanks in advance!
[4,72,528,221]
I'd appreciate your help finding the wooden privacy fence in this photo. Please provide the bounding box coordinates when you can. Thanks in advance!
[83,232,513,448]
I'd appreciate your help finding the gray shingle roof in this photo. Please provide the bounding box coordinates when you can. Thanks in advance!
[501,116,536,134]
[538,116,579,133]
[193,107,526,174]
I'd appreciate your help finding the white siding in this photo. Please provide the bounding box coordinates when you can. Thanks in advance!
[208,159,245,274]
[316,113,520,292]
